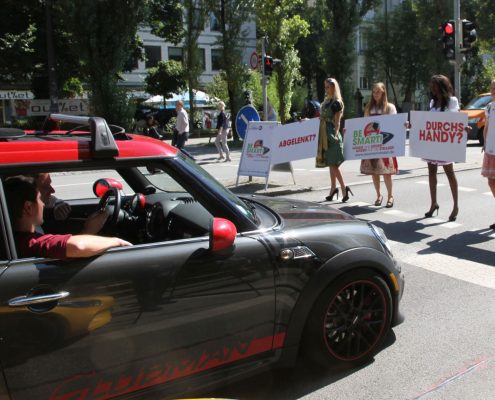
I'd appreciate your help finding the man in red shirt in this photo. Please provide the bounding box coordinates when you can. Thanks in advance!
[4,176,131,259]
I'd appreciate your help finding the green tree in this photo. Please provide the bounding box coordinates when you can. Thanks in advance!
[210,0,256,139]
[63,0,146,128]
[256,0,309,122]
[148,0,184,44]
[145,60,187,104]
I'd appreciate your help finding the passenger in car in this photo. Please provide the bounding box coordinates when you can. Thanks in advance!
[4,176,131,259]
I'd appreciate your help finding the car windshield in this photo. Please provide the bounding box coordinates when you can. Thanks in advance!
[464,95,492,110]
[145,153,258,224]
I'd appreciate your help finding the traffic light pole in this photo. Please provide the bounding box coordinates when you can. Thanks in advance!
[453,0,462,101]
[262,37,268,121]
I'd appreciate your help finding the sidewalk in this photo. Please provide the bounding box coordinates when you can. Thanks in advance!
[183,136,484,196]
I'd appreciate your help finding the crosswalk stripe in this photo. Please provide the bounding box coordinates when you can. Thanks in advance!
[458,186,477,192]
[416,180,446,187]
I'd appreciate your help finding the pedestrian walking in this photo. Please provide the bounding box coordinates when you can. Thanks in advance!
[423,74,460,221]
[481,79,495,230]
[316,77,353,202]
[173,100,194,160]
[360,82,397,208]
[214,101,231,162]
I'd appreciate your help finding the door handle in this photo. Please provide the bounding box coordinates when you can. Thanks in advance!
[8,291,70,307]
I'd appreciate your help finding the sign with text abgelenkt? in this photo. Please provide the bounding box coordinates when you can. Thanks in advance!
[409,111,468,162]
[237,121,278,178]
[343,113,408,160]
[270,118,320,164]
[486,105,495,156]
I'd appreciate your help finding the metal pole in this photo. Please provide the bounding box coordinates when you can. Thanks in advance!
[262,37,268,121]
[453,0,461,101]
[45,0,59,113]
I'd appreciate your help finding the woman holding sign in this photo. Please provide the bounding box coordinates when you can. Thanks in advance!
[316,77,353,202]
[360,82,397,208]
[424,74,460,221]
[482,79,495,230]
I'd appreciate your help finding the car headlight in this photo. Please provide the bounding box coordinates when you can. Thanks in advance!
[469,118,480,124]
[370,224,393,256]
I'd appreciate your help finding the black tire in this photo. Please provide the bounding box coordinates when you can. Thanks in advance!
[302,269,392,369]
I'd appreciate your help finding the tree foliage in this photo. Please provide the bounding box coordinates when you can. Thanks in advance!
[145,60,187,100]
[148,0,184,44]
[256,0,309,122]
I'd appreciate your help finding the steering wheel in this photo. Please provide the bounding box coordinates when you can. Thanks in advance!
[97,187,122,226]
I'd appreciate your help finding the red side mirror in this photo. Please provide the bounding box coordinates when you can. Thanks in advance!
[93,178,124,198]
[209,218,237,252]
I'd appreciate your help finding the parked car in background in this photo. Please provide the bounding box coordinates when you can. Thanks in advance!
[461,92,492,145]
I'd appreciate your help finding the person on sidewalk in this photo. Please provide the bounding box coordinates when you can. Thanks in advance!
[423,74,460,221]
[214,101,231,162]
[482,79,495,230]
[173,100,194,160]
[142,115,162,140]
[316,77,353,202]
[360,82,397,208]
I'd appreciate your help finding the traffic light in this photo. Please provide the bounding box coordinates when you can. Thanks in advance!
[441,20,456,60]
[461,19,477,51]
[263,55,273,76]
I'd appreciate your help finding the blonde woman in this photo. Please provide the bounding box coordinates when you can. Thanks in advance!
[214,101,231,162]
[316,77,353,202]
[360,82,398,208]
[482,79,495,230]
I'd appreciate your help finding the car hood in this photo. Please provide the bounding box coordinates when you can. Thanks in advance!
[251,196,356,229]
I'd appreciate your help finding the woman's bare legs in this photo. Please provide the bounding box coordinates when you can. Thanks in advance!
[372,175,381,202]
[330,165,346,193]
[427,163,439,213]
[384,174,393,203]
[443,163,458,219]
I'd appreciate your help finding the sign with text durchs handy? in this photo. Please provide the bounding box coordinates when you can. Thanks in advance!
[343,114,408,161]
[486,104,495,156]
[409,111,468,163]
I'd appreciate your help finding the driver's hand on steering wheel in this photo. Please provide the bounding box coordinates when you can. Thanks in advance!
[82,209,109,234]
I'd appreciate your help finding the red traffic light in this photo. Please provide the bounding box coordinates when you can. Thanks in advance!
[444,22,454,35]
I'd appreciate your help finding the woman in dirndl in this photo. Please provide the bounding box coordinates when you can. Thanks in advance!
[360,82,397,208]
[482,79,495,230]
[316,77,353,202]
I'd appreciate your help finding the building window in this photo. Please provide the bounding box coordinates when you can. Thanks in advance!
[168,47,184,63]
[124,57,139,71]
[359,67,370,89]
[209,13,220,31]
[211,48,222,71]
[358,29,368,54]
[198,48,205,71]
[145,46,161,69]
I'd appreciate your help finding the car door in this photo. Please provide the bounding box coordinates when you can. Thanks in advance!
[0,231,276,400]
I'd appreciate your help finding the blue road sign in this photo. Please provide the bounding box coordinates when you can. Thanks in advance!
[235,105,260,139]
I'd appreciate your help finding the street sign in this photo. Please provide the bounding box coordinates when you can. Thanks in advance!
[250,51,258,70]
[235,105,260,139]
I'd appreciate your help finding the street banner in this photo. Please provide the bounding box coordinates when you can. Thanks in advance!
[486,105,495,156]
[237,121,278,178]
[409,111,468,162]
[343,113,408,160]
[270,118,319,164]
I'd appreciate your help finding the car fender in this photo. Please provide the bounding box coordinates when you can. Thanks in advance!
[278,246,398,366]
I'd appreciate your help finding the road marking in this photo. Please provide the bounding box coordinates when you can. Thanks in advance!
[392,240,495,290]
[441,221,462,228]
[309,169,329,172]
[458,186,476,192]
[383,209,417,219]
[347,201,370,207]
[416,180,446,187]
[483,191,493,196]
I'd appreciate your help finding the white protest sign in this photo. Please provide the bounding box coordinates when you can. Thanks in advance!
[237,121,277,178]
[486,104,495,156]
[409,111,468,162]
[270,118,319,164]
[343,113,408,160]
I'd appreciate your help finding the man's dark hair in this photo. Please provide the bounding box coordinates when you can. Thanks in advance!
[3,176,38,220]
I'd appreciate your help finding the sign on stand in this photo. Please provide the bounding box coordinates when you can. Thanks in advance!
[236,119,320,190]
[409,111,468,162]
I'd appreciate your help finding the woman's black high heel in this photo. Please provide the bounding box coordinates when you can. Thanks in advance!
[448,207,459,222]
[342,186,353,203]
[424,204,439,218]
[326,188,339,201]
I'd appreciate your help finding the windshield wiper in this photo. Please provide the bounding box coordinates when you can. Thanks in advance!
[242,198,260,225]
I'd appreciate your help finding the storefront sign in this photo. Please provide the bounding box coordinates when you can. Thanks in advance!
[0,90,34,100]
[343,114,408,160]
[409,111,468,162]
[13,99,89,117]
